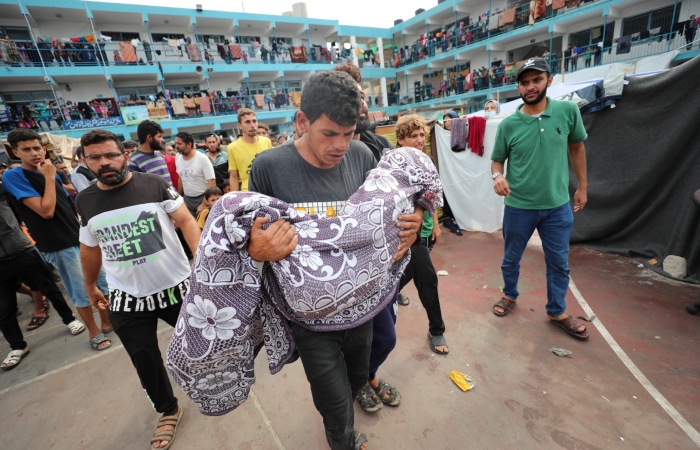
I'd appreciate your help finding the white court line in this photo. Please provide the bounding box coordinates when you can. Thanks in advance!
[569,278,700,447]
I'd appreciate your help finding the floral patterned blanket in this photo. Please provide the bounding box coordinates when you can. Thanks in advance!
[166,147,443,416]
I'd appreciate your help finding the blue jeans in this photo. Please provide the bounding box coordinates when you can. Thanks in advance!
[41,246,108,308]
[501,204,573,317]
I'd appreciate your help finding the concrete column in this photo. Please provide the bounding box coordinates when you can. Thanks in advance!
[350,35,359,67]
[377,37,384,68]
[612,18,623,39]
[380,77,388,107]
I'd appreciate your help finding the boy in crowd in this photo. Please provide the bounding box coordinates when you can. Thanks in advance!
[196,185,223,229]
[3,129,112,351]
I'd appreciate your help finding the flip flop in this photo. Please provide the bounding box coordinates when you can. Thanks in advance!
[1,349,30,371]
[90,332,112,351]
[354,431,368,450]
[550,316,589,340]
[428,332,449,355]
[398,293,410,306]
[27,314,49,331]
[102,326,114,334]
[493,297,516,316]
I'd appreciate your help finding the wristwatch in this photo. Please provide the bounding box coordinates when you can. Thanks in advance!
[491,172,501,180]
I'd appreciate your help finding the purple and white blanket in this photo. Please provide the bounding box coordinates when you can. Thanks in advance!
[166,147,443,416]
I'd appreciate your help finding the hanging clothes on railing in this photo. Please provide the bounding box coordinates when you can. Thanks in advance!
[501,8,516,25]
[119,41,137,62]
[182,97,197,115]
[552,0,566,9]
[199,96,211,114]
[170,99,186,116]
[187,44,201,62]
[229,44,243,60]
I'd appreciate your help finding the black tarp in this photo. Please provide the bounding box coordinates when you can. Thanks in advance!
[570,55,700,283]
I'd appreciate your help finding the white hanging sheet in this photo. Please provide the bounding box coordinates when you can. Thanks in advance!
[434,123,505,233]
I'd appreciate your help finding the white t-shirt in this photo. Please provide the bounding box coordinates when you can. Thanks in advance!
[176,151,215,197]
[76,172,191,298]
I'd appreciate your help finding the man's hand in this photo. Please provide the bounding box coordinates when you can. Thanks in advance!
[393,208,423,263]
[431,221,441,243]
[573,188,587,212]
[493,174,511,197]
[87,287,109,311]
[247,217,298,262]
[37,159,56,178]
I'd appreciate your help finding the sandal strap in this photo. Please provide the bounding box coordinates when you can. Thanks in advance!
[559,316,584,332]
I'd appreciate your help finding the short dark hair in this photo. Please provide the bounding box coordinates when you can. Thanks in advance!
[76,146,85,158]
[204,133,219,142]
[80,129,125,153]
[292,110,299,123]
[237,108,255,124]
[137,120,164,144]
[122,140,139,150]
[175,131,194,148]
[301,71,361,127]
[257,123,270,132]
[204,185,223,199]
[7,129,42,149]
[333,63,362,84]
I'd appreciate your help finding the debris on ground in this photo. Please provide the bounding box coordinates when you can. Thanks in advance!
[543,391,547,395]
[648,258,657,265]
[450,371,475,391]
[583,379,588,382]
[437,270,449,276]
[485,296,494,301]
[499,286,503,293]
[654,336,661,339]
[548,347,573,358]
[482,284,488,289]
[577,315,596,322]
[633,396,637,399]
[530,308,535,311]
[637,263,644,268]
[638,280,656,287]
[602,395,610,402]
[620,437,624,441]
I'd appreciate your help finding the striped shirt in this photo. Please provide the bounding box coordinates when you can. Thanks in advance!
[128,150,172,185]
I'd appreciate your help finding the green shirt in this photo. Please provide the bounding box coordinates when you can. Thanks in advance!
[420,210,433,238]
[491,97,587,210]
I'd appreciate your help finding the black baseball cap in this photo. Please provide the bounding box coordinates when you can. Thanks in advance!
[516,57,551,81]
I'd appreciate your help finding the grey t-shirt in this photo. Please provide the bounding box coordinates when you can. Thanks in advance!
[248,140,376,217]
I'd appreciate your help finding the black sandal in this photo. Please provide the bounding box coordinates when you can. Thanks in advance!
[27,314,49,331]
[493,297,516,316]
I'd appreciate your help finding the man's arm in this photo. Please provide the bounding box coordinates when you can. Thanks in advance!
[63,183,77,197]
[491,161,510,197]
[431,211,441,243]
[169,203,202,256]
[20,161,58,219]
[229,170,240,191]
[80,243,108,310]
[568,141,588,212]
[177,177,184,196]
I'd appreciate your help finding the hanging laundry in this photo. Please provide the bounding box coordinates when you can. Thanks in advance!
[199,96,211,114]
[119,41,137,62]
[450,118,468,152]
[467,116,487,156]
[289,91,302,107]
[501,8,516,25]
[552,0,566,9]
[616,35,632,54]
[170,99,186,115]
[229,44,243,60]
[182,97,197,115]
[253,94,265,108]
[186,43,201,61]
[167,39,178,47]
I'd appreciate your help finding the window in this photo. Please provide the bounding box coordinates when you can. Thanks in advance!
[101,31,141,42]
[622,4,681,37]
[269,36,293,45]
[115,86,158,99]
[152,33,186,43]
[0,26,30,41]
[238,36,261,45]
[165,84,202,94]
[198,34,225,45]
[283,80,302,90]
[248,82,271,95]
[570,22,615,47]
[0,90,54,104]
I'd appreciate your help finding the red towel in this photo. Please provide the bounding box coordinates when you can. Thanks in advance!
[467,116,487,157]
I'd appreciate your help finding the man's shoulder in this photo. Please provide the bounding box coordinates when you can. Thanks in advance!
[253,144,295,166]
[1,167,26,185]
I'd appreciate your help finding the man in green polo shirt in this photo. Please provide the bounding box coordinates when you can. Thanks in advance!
[490,57,590,340]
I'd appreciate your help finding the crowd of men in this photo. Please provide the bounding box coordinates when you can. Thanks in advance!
[0,58,590,450]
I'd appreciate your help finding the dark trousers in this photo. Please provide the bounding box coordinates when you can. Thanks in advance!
[109,304,181,415]
[291,320,373,450]
[400,238,446,337]
[368,292,398,380]
[0,249,76,350]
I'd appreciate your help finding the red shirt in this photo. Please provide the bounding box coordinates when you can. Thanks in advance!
[165,154,179,188]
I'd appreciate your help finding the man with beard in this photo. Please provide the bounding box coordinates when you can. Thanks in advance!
[76,129,200,450]
[333,64,393,162]
[174,131,216,217]
[129,120,172,186]
[490,58,590,340]
[2,129,111,351]
[227,108,272,191]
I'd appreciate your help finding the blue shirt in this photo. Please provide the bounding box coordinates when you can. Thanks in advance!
[2,168,69,201]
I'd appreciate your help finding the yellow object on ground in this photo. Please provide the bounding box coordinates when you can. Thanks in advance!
[450,371,475,391]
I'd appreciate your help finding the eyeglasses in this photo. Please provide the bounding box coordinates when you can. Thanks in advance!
[84,152,123,162]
